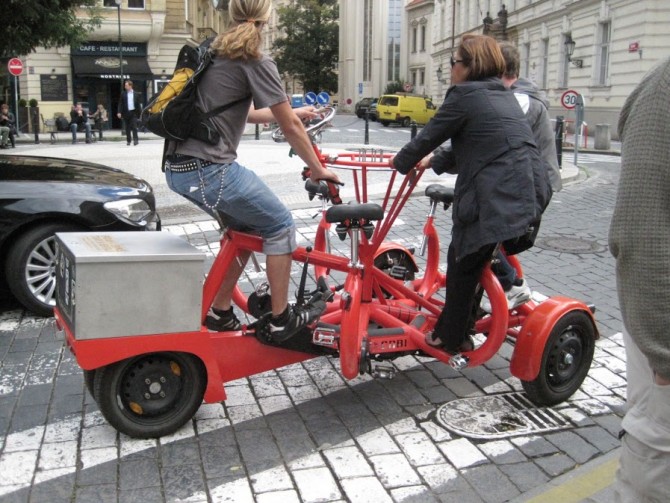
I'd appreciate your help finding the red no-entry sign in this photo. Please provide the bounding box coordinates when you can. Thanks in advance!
[8,58,24,76]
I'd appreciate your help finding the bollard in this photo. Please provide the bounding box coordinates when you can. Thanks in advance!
[410,121,417,139]
[594,124,611,150]
[32,108,40,144]
[555,115,564,169]
[364,112,370,145]
[255,123,260,140]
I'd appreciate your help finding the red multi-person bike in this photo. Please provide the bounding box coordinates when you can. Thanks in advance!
[54,106,597,438]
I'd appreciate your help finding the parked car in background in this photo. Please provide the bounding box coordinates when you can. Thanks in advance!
[377,94,437,127]
[368,101,378,121]
[354,97,378,118]
[0,155,161,316]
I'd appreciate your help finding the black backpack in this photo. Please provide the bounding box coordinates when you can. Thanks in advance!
[141,41,250,144]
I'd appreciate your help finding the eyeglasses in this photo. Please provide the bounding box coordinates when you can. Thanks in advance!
[450,56,465,67]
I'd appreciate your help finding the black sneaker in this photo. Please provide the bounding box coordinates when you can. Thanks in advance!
[205,307,241,332]
[268,301,327,343]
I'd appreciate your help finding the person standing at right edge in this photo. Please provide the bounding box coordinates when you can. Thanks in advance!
[389,34,550,354]
[117,79,140,145]
[609,57,670,503]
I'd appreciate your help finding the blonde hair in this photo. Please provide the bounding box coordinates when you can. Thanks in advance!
[212,0,272,60]
[458,34,506,81]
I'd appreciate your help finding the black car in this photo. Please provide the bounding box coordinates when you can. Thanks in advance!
[368,101,378,121]
[355,97,378,118]
[0,155,160,316]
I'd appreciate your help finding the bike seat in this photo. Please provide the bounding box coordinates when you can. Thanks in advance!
[425,184,454,205]
[325,202,384,224]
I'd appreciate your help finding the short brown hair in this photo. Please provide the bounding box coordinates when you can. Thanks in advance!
[499,42,520,79]
[458,34,506,81]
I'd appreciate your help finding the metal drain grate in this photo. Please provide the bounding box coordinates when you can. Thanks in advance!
[436,392,571,439]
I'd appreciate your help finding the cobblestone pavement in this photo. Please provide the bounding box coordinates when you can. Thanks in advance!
[0,154,624,502]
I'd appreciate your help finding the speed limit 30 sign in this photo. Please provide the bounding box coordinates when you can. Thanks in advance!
[561,89,579,109]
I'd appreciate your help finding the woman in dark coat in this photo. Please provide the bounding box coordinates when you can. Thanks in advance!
[391,34,551,353]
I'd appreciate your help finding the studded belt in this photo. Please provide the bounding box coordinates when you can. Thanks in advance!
[164,155,214,173]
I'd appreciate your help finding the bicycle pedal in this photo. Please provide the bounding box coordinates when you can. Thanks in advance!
[312,326,338,347]
[448,354,469,371]
[389,265,411,280]
[371,364,395,379]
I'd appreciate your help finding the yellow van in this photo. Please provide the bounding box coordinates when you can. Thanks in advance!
[377,94,437,127]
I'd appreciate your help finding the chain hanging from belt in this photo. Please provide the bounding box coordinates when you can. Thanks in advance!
[197,161,229,211]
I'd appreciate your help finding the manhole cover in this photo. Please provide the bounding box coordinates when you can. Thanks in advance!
[535,236,606,254]
[436,392,571,439]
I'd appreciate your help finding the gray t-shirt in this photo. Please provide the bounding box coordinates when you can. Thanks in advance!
[176,54,287,164]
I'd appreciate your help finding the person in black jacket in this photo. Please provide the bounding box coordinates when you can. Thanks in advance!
[117,79,141,145]
[69,104,92,144]
[390,34,551,354]
[0,103,16,148]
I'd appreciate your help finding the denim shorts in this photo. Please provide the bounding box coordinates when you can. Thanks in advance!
[166,160,296,255]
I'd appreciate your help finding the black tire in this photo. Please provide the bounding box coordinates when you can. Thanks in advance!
[521,311,595,406]
[84,369,96,398]
[5,222,85,317]
[381,121,390,127]
[401,117,411,127]
[93,352,207,438]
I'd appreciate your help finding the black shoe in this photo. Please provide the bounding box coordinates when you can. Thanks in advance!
[127,142,131,146]
[72,140,76,144]
[134,141,139,145]
[205,307,241,332]
[268,301,326,343]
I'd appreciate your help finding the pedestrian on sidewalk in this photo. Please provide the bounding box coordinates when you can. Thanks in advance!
[609,56,670,502]
[164,0,340,341]
[69,103,92,144]
[0,103,16,148]
[91,104,108,141]
[390,34,551,354]
[117,80,140,145]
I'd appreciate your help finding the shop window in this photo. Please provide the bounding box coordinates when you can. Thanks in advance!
[128,0,144,8]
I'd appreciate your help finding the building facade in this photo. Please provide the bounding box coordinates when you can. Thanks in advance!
[1,0,229,130]
[339,0,670,137]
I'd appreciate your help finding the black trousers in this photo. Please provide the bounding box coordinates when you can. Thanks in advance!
[123,114,139,144]
[433,242,497,351]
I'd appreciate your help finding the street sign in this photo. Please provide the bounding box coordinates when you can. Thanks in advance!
[561,89,579,109]
[316,92,330,105]
[7,58,23,76]
[403,83,413,92]
[304,92,318,105]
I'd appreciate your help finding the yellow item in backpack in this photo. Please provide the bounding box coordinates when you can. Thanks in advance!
[148,67,194,114]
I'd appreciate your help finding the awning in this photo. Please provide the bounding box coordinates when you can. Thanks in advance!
[72,55,154,80]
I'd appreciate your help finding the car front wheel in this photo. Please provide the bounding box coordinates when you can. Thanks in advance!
[5,222,85,316]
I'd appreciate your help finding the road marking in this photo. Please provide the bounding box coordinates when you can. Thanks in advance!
[525,457,618,503]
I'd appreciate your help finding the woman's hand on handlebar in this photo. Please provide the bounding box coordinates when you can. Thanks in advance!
[417,153,433,170]
[388,154,428,174]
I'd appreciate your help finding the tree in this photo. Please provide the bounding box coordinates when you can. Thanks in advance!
[272,0,339,95]
[2,0,102,59]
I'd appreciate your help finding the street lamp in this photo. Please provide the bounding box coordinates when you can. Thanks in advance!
[114,0,123,94]
[436,65,446,83]
[564,34,583,68]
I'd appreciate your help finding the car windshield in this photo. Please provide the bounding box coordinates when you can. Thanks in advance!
[379,96,398,106]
